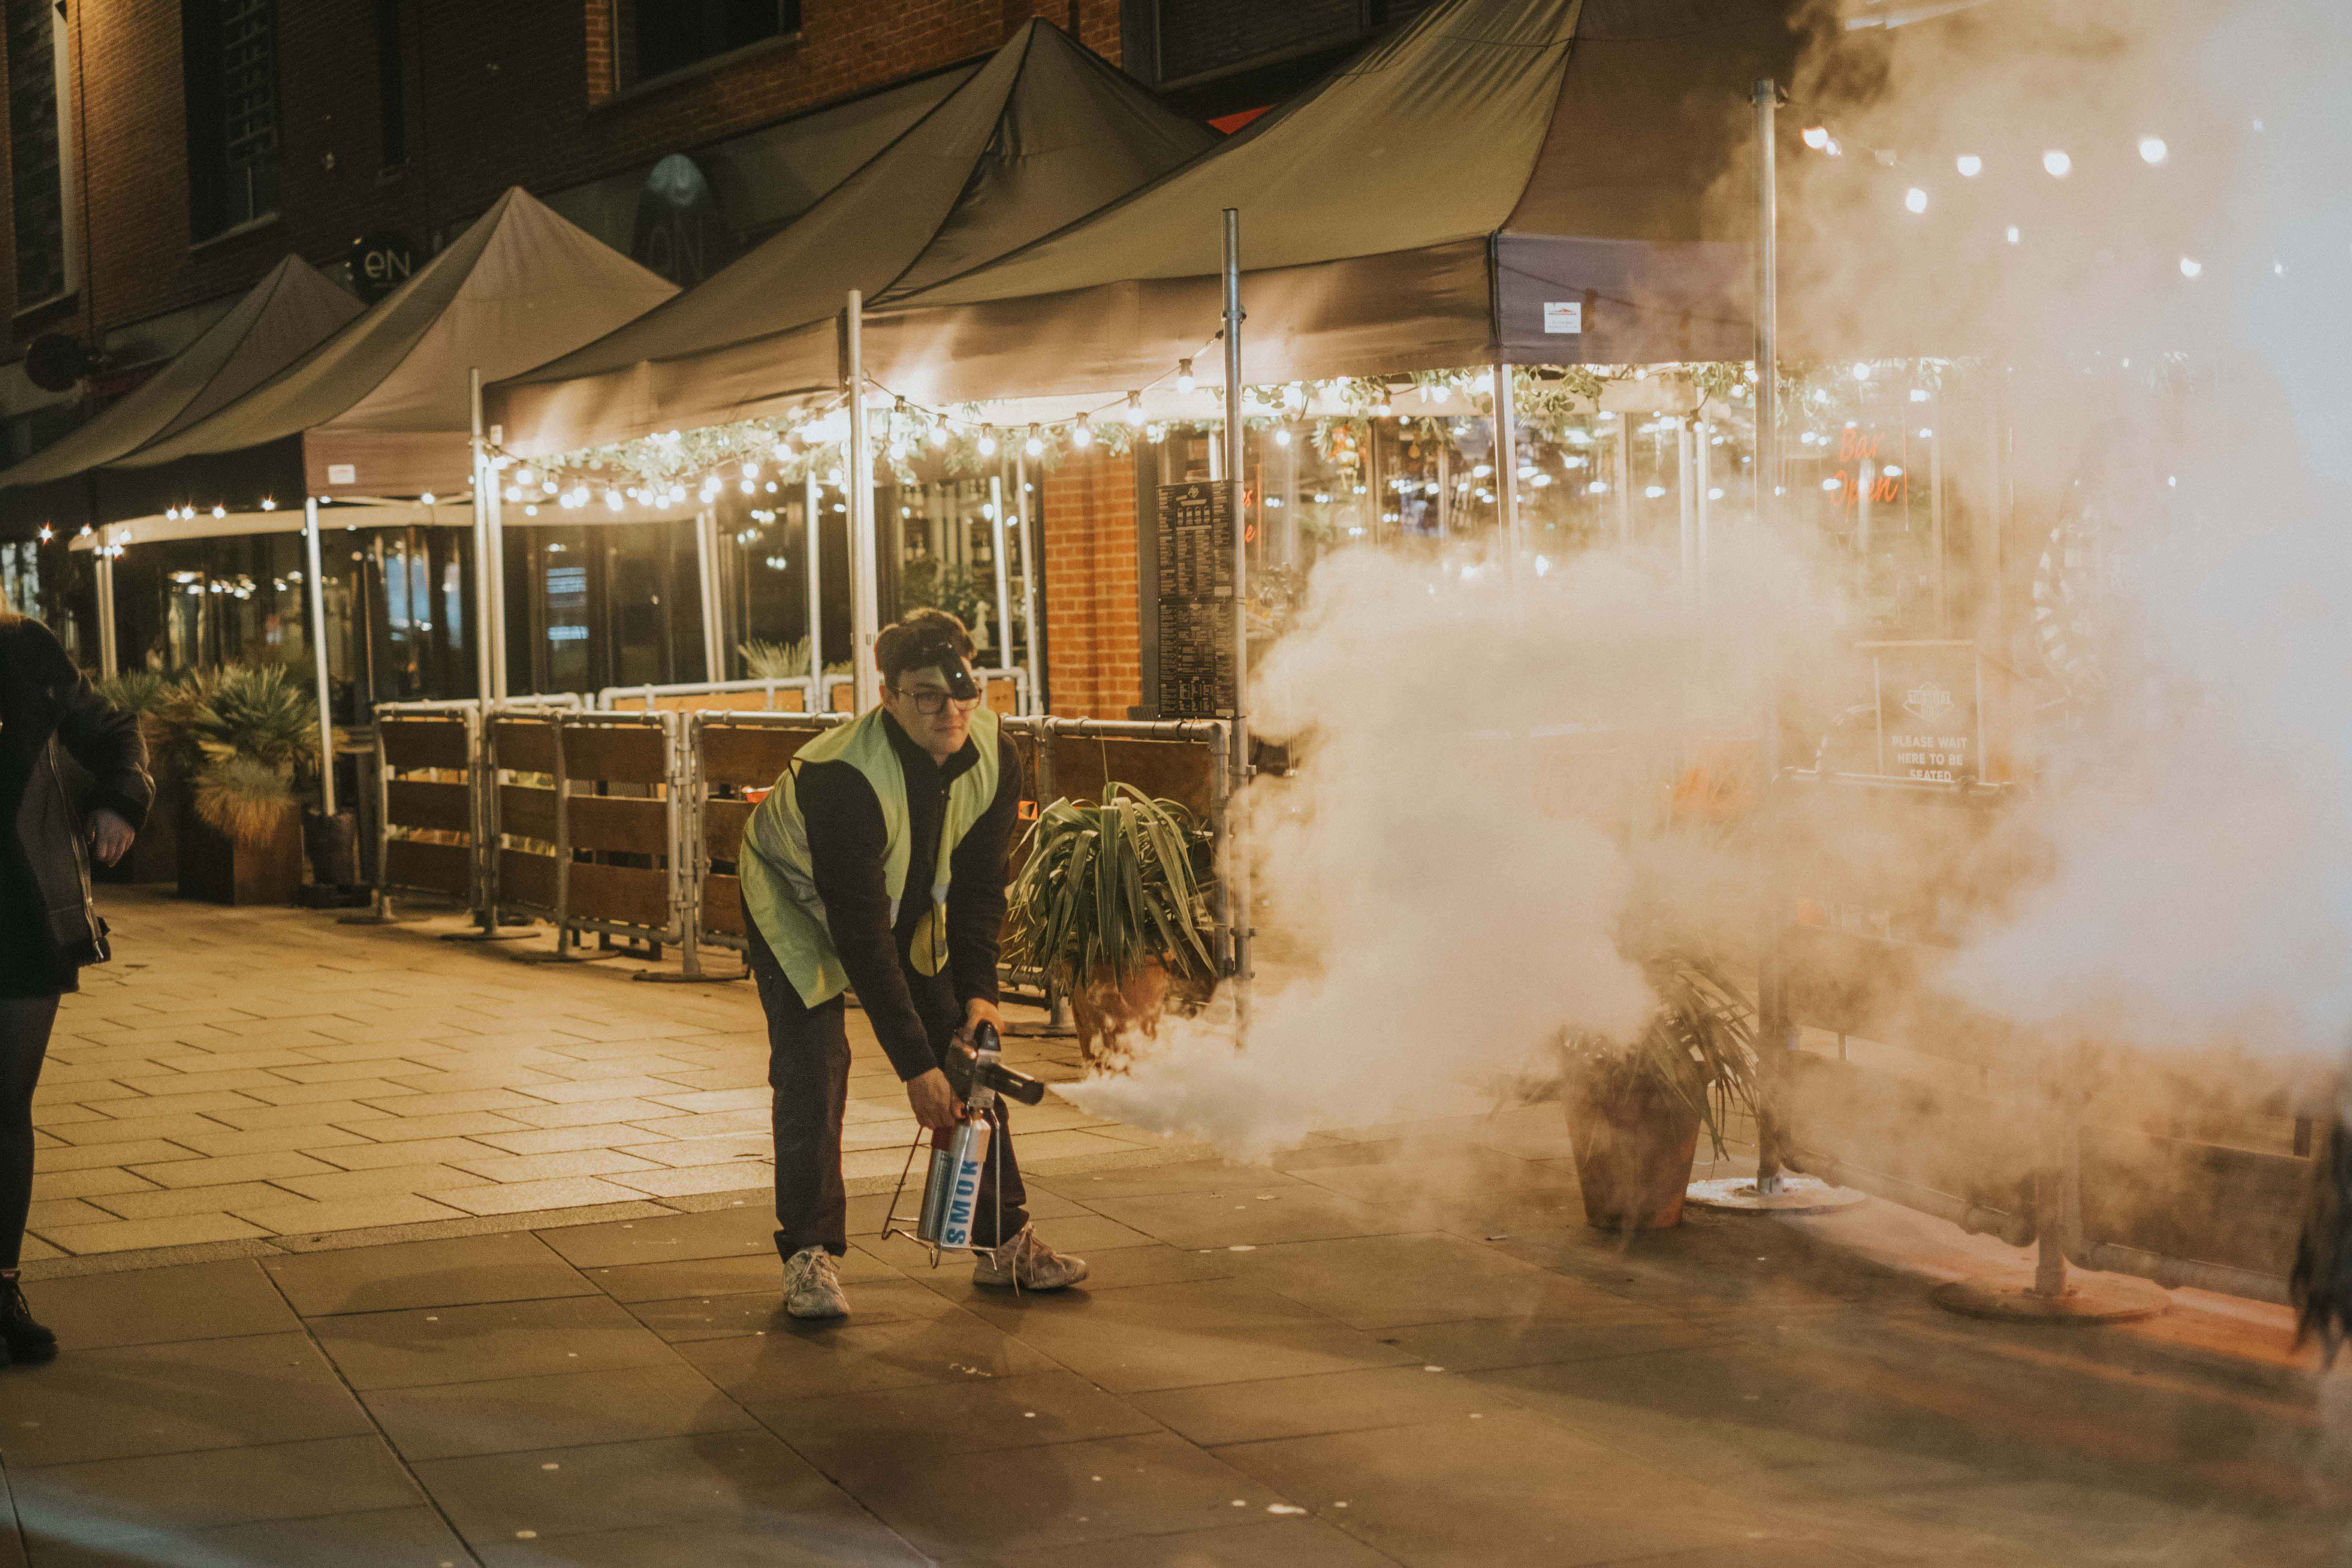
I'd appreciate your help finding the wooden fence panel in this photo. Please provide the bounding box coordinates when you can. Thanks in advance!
[702,873,746,938]
[564,725,668,785]
[570,861,671,931]
[384,839,470,899]
[381,719,470,771]
[568,796,669,858]
[499,785,557,843]
[386,779,470,834]
[493,720,558,775]
[700,724,828,789]
[500,848,557,910]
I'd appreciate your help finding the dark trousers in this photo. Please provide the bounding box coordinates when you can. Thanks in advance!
[746,936,1028,1260]
[0,996,57,1272]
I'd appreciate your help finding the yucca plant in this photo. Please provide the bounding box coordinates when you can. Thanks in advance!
[1562,949,1760,1161]
[740,637,851,681]
[164,663,319,848]
[1004,785,1217,1061]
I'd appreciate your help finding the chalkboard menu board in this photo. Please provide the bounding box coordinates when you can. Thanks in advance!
[1155,481,1236,718]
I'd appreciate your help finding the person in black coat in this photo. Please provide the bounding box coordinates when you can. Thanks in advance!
[0,610,149,1362]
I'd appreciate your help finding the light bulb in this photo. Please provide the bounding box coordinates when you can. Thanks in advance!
[1124,393,1145,427]
[2138,135,2167,165]
[606,490,622,510]
[1176,358,1194,394]
[741,479,756,494]
[211,505,226,519]
[1071,418,1093,449]
[2042,149,2072,178]
[1853,361,1873,382]
[419,493,435,505]
[1955,154,1982,177]
[978,428,998,457]
[515,467,534,487]
[1802,126,1830,150]
[2179,256,2202,278]
[1273,428,1291,447]
[1904,187,1928,214]
[1024,426,1043,457]
[929,425,948,449]
[743,462,760,479]
[2006,225,2021,245]
[259,498,276,510]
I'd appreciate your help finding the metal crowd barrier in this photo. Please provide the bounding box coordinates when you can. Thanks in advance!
[1763,769,2316,1306]
[599,677,821,715]
[369,703,481,918]
[679,711,1232,980]
[601,669,1031,719]
[486,708,689,966]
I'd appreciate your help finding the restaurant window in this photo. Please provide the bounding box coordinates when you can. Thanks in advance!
[611,0,800,92]
[8,0,71,305]
[509,520,708,697]
[1130,0,1441,88]
[0,539,38,619]
[182,0,279,240]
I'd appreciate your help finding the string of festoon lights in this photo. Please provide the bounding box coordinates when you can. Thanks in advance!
[1796,110,2279,285]
[487,327,1796,514]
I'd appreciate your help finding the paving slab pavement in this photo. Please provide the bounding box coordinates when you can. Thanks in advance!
[23,890,1174,1270]
[0,890,2343,1562]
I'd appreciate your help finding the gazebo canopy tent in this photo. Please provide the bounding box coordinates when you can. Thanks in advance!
[0,256,361,539]
[493,0,1805,452]
[490,18,1214,455]
[109,187,677,513]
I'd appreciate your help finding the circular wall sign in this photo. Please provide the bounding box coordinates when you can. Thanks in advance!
[348,231,418,303]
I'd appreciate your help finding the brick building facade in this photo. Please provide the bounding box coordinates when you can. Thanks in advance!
[0,0,1409,714]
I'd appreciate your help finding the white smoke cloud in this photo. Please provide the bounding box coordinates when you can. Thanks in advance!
[1067,544,1776,1159]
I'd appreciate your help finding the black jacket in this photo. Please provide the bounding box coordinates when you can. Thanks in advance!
[1,617,152,966]
[793,715,1021,1081]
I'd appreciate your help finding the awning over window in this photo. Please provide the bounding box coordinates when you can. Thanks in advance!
[106,188,677,513]
[490,20,1215,457]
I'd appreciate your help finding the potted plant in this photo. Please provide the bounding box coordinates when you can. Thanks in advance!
[741,638,852,710]
[163,663,319,906]
[1560,950,1759,1232]
[1003,784,1218,1064]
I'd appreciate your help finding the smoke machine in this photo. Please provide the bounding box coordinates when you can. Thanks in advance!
[887,1023,1044,1259]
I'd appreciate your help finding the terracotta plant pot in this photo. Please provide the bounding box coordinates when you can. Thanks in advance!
[1066,962,1171,1068]
[176,805,304,907]
[1563,1073,1703,1232]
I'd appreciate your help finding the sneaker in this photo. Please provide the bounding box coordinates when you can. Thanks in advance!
[0,1278,53,1363]
[782,1246,850,1320]
[972,1225,1089,1291]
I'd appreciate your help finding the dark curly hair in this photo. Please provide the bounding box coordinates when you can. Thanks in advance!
[875,608,974,686]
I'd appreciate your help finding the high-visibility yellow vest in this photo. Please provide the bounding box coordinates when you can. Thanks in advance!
[739,704,1001,1009]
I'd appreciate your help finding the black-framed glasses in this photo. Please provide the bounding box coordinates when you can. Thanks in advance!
[889,685,979,715]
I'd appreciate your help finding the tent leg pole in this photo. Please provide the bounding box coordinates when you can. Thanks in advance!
[845,289,880,714]
[303,498,336,818]
[1752,74,1788,1198]
[1221,207,1252,1032]
[93,546,117,678]
[695,506,726,683]
[1493,361,1522,571]
[804,471,823,696]
[990,471,1013,679]
[1016,451,1041,715]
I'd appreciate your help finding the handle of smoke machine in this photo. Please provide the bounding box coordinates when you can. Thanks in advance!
[959,1023,1047,1107]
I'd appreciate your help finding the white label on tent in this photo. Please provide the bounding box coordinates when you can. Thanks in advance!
[1542,301,1583,335]
[326,464,356,485]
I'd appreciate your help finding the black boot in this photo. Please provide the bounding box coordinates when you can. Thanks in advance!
[0,1276,55,1363]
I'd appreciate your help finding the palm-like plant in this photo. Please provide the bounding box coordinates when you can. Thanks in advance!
[1004,786,1217,1057]
[164,663,319,847]
[740,637,851,681]
[1562,949,1759,1159]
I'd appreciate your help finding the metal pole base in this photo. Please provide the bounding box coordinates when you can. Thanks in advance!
[1687,1175,1867,1215]
[634,968,746,984]
[337,910,431,926]
[1930,1270,2169,1325]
